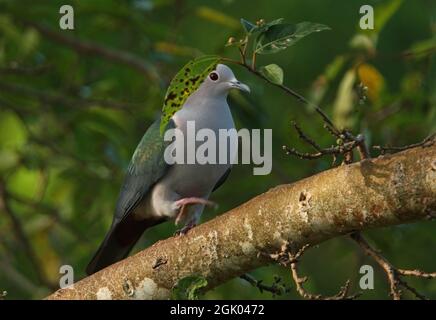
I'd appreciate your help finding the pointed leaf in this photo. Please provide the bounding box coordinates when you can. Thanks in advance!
[241,18,284,35]
[240,18,256,33]
[259,64,284,85]
[256,18,285,33]
[333,69,356,129]
[160,55,220,134]
[255,22,330,54]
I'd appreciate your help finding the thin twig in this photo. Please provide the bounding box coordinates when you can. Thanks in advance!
[351,232,434,300]
[240,274,287,296]
[0,64,50,76]
[397,279,428,300]
[373,133,435,155]
[283,139,360,161]
[238,46,246,65]
[267,242,360,300]
[397,269,436,279]
[291,121,322,152]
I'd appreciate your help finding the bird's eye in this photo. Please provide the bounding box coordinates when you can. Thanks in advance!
[209,72,219,81]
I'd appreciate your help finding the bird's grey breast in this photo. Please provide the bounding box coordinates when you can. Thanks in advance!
[164,97,235,197]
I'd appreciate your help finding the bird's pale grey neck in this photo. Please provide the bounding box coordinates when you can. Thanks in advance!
[172,91,233,132]
[185,86,229,107]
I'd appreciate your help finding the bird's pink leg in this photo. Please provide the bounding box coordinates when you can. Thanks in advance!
[174,197,217,226]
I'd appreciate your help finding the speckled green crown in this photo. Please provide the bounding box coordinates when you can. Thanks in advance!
[160,55,220,135]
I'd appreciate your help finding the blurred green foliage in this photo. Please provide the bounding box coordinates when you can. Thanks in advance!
[0,0,435,300]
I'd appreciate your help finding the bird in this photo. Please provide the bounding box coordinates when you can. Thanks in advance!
[86,63,250,275]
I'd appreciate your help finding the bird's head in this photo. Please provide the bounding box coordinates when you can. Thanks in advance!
[199,64,250,98]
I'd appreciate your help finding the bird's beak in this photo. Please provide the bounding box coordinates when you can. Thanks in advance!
[229,79,250,93]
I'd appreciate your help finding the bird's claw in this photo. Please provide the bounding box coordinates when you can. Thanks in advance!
[174,197,217,225]
[174,221,196,236]
[174,197,217,210]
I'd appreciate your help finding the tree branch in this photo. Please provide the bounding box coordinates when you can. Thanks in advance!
[47,144,436,299]
[19,21,160,83]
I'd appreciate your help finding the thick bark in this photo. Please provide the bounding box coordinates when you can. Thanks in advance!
[47,145,436,300]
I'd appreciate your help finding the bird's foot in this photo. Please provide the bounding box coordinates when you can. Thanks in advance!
[175,197,217,209]
[174,197,217,225]
[174,220,197,236]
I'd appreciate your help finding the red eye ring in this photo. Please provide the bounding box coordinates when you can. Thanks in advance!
[209,72,219,81]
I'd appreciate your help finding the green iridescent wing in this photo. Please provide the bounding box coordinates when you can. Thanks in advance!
[114,119,175,223]
[160,55,220,134]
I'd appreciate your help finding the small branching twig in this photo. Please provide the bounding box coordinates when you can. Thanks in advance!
[291,121,323,152]
[240,274,289,297]
[351,232,435,300]
[282,122,363,165]
[373,133,436,155]
[397,269,436,279]
[267,242,360,300]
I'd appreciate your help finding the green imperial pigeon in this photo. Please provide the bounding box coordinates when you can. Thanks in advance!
[86,63,250,275]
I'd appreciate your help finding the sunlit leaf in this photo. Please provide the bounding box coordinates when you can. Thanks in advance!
[259,64,284,85]
[333,69,356,129]
[21,29,39,56]
[255,22,330,54]
[0,111,27,149]
[357,63,384,102]
[7,167,44,199]
[0,150,19,172]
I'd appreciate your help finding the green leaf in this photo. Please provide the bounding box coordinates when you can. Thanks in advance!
[0,110,27,149]
[259,64,284,85]
[255,22,330,54]
[171,275,208,300]
[160,55,220,135]
[333,69,356,129]
[240,18,256,33]
[241,18,284,35]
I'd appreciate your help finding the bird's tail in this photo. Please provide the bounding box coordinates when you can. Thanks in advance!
[86,215,164,275]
